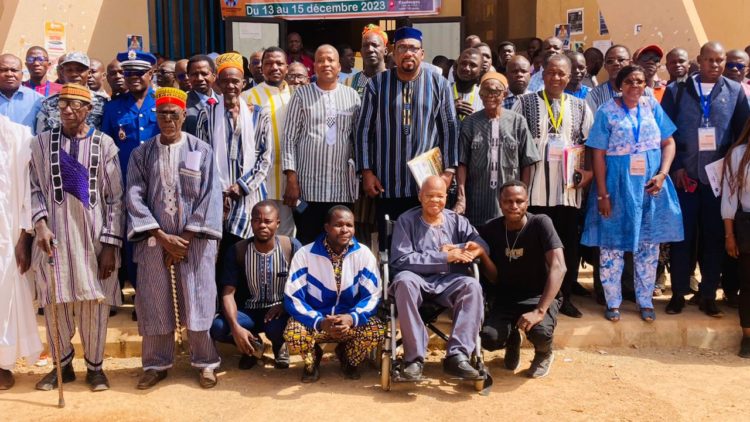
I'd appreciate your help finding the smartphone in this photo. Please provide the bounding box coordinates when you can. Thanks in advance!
[685,177,698,193]
[295,199,308,214]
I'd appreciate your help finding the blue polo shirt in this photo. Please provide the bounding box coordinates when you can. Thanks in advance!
[0,86,43,132]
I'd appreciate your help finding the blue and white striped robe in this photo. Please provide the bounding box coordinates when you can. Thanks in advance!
[126,133,223,336]
[284,236,381,330]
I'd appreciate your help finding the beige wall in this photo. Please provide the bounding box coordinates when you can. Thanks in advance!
[439,0,461,17]
[0,0,149,66]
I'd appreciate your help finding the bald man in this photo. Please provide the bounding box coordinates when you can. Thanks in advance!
[105,59,127,99]
[666,48,689,84]
[504,55,531,109]
[174,59,191,91]
[281,44,361,245]
[724,49,750,99]
[528,37,563,92]
[662,41,750,317]
[389,175,489,380]
[0,53,44,130]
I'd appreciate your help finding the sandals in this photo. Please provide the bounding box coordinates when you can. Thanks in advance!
[604,308,620,322]
[640,308,656,322]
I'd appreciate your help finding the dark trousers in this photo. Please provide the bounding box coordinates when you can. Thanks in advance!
[528,206,579,301]
[722,255,739,298]
[670,183,724,299]
[210,307,289,355]
[738,254,750,328]
[481,299,560,354]
[293,201,353,245]
[376,196,421,251]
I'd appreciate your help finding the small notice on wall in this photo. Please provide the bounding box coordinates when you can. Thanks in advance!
[44,21,66,63]
[567,8,584,35]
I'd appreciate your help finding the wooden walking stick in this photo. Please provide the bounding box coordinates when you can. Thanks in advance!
[47,240,65,408]
[169,264,185,354]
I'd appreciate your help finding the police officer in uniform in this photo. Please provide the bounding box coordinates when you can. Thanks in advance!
[101,49,159,308]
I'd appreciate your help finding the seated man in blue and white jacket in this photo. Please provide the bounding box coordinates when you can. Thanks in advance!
[283,205,384,383]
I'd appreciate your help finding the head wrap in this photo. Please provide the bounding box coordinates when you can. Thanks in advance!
[362,24,388,46]
[116,49,157,70]
[155,87,188,109]
[60,83,92,103]
[394,27,423,44]
[480,71,509,89]
[216,52,244,75]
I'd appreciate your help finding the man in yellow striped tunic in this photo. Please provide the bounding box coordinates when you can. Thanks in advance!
[243,46,294,236]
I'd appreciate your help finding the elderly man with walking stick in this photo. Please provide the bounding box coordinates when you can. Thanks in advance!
[28,83,125,393]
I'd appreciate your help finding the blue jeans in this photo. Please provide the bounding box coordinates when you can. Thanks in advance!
[210,307,288,355]
[670,183,724,299]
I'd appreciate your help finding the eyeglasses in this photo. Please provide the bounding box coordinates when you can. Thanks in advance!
[395,44,422,54]
[286,73,308,82]
[123,69,148,77]
[58,99,87,110]
[251,60,261,66]
[156,111,182,121]
[479,89,505,98]
[727,62,746,71]
[638,52,661,63]
[26,56,48,64]
[605,58,629,65]
[157,70,175,76]
[622,78,647,87]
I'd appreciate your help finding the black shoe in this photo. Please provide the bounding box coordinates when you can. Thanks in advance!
[86,369,110,391]
[131,309,138,321]
[725,293,740,309]
[699,298,724,318]
[572,282,590,297]
[35,363,76,391]
[504,329,522,370]
[739,337,750,359]
[688,293,701,305]
[137,369,167,390]
[401,360,424,380]
[443,353,480,379]
[665,295,685,315]
[239,354,258,370]
[301,345,322,383]
[274,344,290,369]
[109,308,118,317]
[333,344,360,380]
[527,351,554,379]
[0,369,14,390]
[559,300,583,318]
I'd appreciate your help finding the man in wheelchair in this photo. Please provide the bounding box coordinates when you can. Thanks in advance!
[389,175,489,380]
[477,181,565,378]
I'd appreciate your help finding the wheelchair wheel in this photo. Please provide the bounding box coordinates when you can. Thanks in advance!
[474,378,484,392]
[381,354,392,391]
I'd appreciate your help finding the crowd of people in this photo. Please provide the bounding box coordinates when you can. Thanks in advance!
[1,23,750,395]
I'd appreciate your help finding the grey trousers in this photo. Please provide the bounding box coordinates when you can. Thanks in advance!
[390,271,483,363]
[142,330,220,371]
[44,300,109,371]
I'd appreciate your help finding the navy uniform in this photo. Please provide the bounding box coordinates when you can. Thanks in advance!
[101,49,159,290]
[35,52,107,134]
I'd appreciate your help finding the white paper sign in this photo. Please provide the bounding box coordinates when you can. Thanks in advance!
[705,158,724,197]
[239,22,262,40]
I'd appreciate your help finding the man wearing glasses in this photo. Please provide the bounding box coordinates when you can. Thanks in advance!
[22,46,62,97]
[0,53,44,131]
[101,49,159,301]
[635,45,666,102]
[156,60,177,88]
[286,62,310,89]
[35,52,108,133]
[724,49,750,101]
[174,59,191,91]
[355,26,459,240]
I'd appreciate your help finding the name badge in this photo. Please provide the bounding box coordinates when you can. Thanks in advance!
[630,154,646,176]
[547,135,564,162]
[698,127,717,151]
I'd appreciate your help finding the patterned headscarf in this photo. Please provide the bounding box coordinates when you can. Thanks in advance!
[362,24,388,46]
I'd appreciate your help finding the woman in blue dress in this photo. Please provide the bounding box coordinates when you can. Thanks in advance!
[581,65,684,322]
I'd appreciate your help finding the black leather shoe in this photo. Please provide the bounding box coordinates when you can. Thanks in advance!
[35,363,76,391]
[443,353,480,379]
[504,329,522,370]
[739,337,750,359]
[527,351,554,379]
[665,295,685,315]
[699,298,724,318]
[238,354,258,370]
[401,360,424,380]
[0,369,14,390]
[86,369,110,391]
[137,369,167,390]
[274,344,290,369]
[559,300,583,318]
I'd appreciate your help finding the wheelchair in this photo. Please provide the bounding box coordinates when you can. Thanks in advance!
[377,215,492,393]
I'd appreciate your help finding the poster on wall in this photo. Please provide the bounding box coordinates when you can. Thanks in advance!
[554,24,571,50]
[567,8,583,35]
[573,41,585,52]
[220,0,440,19]
[43,21,66,64]
[127,35,144,50]
[599,10,609,35]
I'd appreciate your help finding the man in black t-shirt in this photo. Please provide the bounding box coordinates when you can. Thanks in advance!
[476,181,566,379]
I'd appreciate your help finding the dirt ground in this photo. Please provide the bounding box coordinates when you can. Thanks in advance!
[1,346,749,422]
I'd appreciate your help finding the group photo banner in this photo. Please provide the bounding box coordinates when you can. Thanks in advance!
[220,0,441,20]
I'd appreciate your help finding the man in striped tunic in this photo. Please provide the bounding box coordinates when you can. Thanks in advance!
[126,88,223,389]
[210,201,301,369]
[282,44,361,245]
[585,45,633,112]
[243,47,295,237]
[355,27,459,243]
[512,54,594,318]
[30,84,124,392]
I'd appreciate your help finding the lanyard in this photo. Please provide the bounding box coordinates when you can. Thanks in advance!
[618,99,641,143]
[606,81,616,99]
[453,84,477,105]
[44,81,50,97]
[696,76,712,123]
[542,90,565,133]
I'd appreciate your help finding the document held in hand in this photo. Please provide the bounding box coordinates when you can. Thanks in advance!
[407,147,444,188]
[564,145,585,189]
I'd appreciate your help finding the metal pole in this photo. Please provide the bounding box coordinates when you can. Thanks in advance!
[47,241,65,408]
